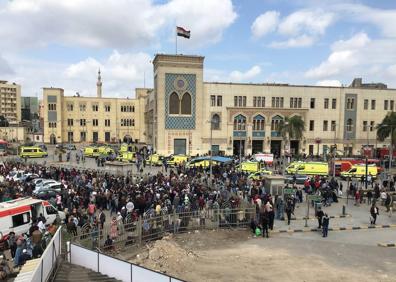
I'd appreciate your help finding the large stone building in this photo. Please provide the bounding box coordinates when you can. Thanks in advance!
[145,54,396,157]
[0,80,21,124]
[43,71,148,144]
[44,54,396,157]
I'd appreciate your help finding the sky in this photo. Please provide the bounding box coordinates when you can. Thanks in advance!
[0,0,396,98]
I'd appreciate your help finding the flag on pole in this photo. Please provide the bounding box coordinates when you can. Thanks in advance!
[176,26,190,39]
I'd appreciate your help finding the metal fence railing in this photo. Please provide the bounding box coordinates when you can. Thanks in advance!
[70,207,256,252]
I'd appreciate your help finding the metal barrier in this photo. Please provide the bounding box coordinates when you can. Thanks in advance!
[14,226,62,282]
[69,243,184,282]
[70,207,256,252]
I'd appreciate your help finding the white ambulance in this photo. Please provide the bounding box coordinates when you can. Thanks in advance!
[0,197,65,242]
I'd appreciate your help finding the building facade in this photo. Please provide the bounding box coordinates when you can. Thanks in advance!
[21,96,39,121]
[145,54,396,157]
[43,54,396,157]
[0,80,21,124]
[43,71,148,144]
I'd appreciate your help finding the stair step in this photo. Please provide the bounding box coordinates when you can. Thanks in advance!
[54,262,121,282]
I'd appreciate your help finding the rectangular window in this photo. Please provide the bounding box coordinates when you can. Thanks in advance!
[242,96,246,107]
[92,104,98,112]
[364,99,368,110]
[80,131,86,142]
[48,103,56,111]
[93,132,98,142]
[332,98,336,109]
[210,95,216,107]
[217,96,222,107]
[324,98,329,109]
[275,97,280,108]
[92,119,98,126]
[12,212,30,227]
[363,121,368,131]
[370,121,375,131]
[323,120,328,131]
[105,132,111,142]
[298,98,302,108]
[67,132,73,143]
[67,103,74,111]
[80,119,86,126]
[79,103,86,112]
[262,97,265,107]
[105,105,111,112]
[331,121,336,131]
[272,97,275,108]
[67,119,73,126]
[254,97,257,107]
[280,97,284,108]
[385,100,389,110]
[289,98,293,108]
[391,100,394,111]
[371,100,376,110]
[238,96,242,107]
[310,98,315,109]
[309,145,314,156]
[346,98,355,110]
[234,96,238,107]
[309,120,314,131]
[105,119,110,127]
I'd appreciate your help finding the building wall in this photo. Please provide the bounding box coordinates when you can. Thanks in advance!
[0,80,21,124]
[43,88,148,144]
[150,54,396,156]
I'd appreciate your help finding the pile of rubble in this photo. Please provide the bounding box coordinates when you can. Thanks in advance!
[134,234,198,274]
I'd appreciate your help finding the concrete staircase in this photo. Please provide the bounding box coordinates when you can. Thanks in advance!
[54,262,122,282]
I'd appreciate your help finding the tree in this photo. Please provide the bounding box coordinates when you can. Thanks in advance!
[376,112,396,145]
[279,115,305,140]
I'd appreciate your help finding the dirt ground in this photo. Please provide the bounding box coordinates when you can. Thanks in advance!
[128,229,396,282]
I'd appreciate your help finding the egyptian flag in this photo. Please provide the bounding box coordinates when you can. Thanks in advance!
[176,26,190,39]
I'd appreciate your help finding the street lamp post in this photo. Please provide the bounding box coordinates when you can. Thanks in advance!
[332,123,337,178]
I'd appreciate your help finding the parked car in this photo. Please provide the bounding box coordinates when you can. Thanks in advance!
[34,189,59,200]
[285,174,309,185]
[33,180,60,193]
[65,144,76,150]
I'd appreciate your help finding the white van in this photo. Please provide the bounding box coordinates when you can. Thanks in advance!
[0,197,65,242]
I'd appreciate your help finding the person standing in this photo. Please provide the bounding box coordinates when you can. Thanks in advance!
[260,205,269,238]
[370,203,379,225]
[285,198,293,225]
[367,190,373,205]
[322,213,329,237]
[316,207,324,229]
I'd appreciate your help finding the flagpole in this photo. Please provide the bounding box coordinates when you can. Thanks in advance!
[175,27,178,55]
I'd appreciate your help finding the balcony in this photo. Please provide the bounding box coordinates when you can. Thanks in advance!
[233,131,246,137]
[271,131,281,137]
[252,131,265,138]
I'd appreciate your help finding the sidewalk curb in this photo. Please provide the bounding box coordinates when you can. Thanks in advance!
[290,214,351,221]
[273,224,396,234]
[377,243,396,247]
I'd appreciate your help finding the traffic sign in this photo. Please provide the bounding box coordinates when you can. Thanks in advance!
[284,188,296,194]
[308,195,322,202]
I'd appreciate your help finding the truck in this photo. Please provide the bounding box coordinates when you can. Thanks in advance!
[0,197,65,245]
[251,153,274,165]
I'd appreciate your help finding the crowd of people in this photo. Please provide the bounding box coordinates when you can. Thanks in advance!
[0,157,395,274]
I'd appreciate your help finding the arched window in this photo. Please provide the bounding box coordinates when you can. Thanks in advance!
[233,114,246,130]
[271,115,283,131]
[132,119,135,126]
[181,92,191,115]
[211,114,220,130]
[346,118,353,132]
[132,106,135,112]
[169,92,180,114]
[253,115,265,131]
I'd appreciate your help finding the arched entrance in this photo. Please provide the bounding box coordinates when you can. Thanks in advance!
[123,135,133,144]
[50,134,57,145]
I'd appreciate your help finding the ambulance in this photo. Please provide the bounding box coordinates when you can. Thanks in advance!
[0,197,65,243]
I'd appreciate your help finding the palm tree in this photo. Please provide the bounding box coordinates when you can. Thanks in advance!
[280,115,305,140]
[376,112,396,145]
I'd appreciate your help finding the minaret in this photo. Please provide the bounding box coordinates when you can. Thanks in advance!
[97,68,102,98]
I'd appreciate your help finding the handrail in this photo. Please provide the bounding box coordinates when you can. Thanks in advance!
[70,242,185,282]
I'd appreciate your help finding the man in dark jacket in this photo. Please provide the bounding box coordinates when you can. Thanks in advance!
[322,214,329,237]
[316,207,324,229]
[260,205,269,238]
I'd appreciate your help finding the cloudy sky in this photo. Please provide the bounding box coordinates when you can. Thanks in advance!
[0,0,396,98]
